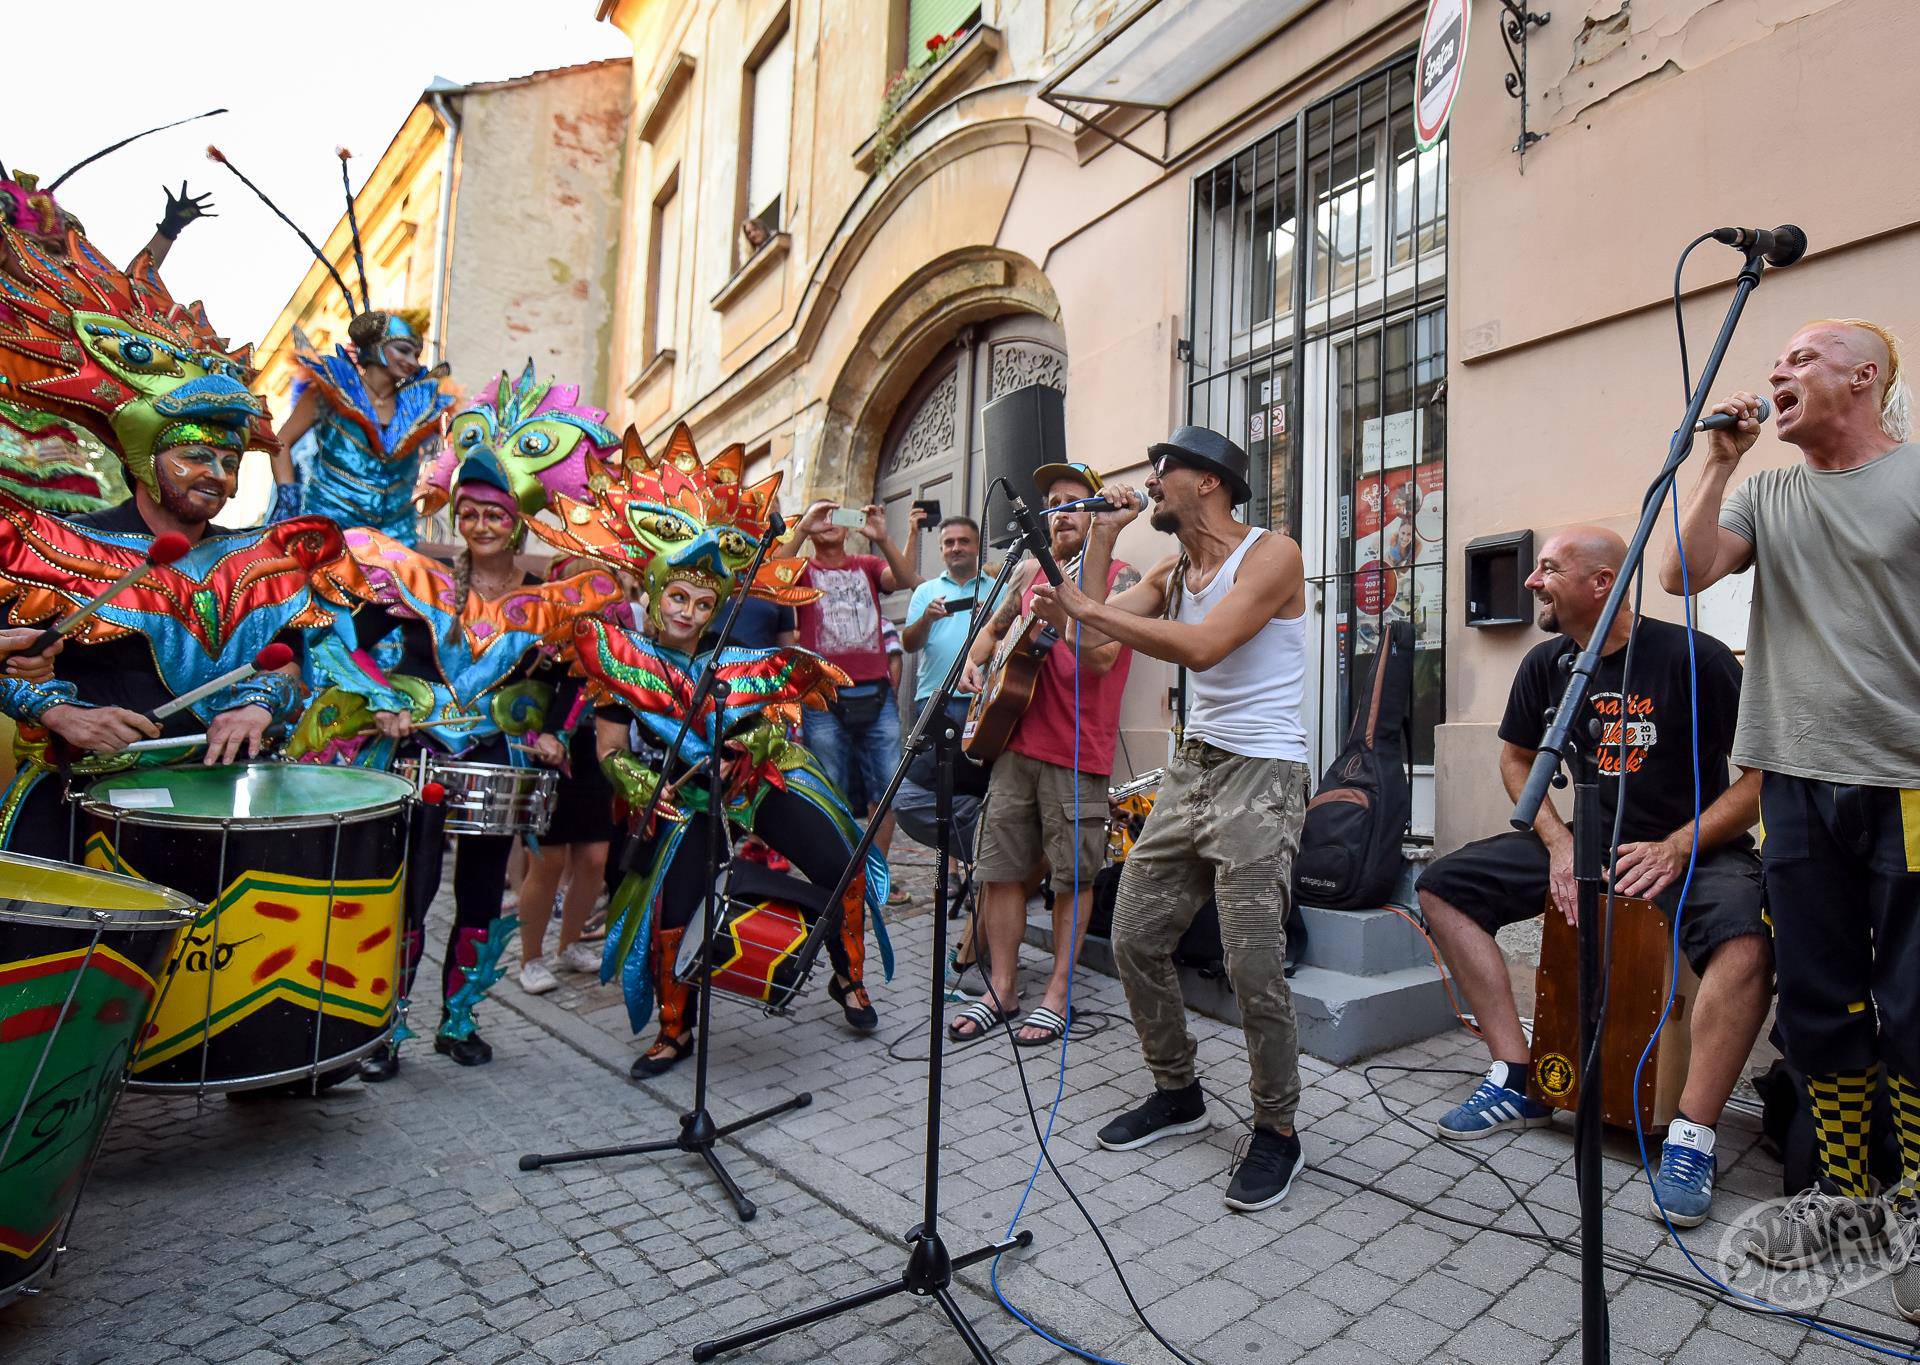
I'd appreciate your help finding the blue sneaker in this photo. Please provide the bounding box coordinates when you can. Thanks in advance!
[1435,1062,1554,1141]
[1647,1120,1717,1228]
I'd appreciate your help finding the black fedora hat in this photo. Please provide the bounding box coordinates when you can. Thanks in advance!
[1146,425,1252,505]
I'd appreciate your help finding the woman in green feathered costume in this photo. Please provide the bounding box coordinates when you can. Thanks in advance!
[528,424,891,1080]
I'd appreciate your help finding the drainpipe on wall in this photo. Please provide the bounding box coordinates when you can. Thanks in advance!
[426,88,461,366]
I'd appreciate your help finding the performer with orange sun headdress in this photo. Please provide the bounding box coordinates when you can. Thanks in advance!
[527,424,892,1080]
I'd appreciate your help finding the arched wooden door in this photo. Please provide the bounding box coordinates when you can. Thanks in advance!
[873,314,1066,605]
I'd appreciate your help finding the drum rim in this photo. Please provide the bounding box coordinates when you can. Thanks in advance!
[396,756,560,784]
[79,762,416,829]
[0,848,198,927]
[123,1022,397,1094]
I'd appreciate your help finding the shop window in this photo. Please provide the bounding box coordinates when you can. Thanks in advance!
[1185,56,1446,834]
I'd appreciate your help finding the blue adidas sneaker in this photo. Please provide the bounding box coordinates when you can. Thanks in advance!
[1435,1062,1554,1141]
[1646,1119,1717,1228]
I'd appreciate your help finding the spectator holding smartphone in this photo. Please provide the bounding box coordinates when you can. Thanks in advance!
[782,500,925,872]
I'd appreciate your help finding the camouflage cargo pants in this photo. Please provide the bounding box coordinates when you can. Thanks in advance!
[1111,740,1310,1132]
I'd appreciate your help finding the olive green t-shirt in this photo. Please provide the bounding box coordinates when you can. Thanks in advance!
[1719,442,1920,786]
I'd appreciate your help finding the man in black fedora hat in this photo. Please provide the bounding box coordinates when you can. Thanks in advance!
[1030,425,1314,1213]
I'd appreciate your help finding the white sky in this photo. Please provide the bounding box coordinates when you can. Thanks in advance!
[10,1,629,347]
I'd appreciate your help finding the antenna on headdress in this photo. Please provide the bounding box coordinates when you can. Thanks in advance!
[205,145,358,314]
[336,147,371,312]
[47,108,228,192]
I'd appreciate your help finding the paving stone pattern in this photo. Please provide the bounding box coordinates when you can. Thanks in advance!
[3,840,1915,1363]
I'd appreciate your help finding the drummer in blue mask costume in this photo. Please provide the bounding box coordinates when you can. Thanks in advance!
[296,447,621,1078]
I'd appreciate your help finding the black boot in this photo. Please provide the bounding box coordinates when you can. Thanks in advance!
[358,1047,402,1083]
[434,1012,493,1067]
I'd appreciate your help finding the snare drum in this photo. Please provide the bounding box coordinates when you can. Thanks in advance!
[398,752,557,836]
[675,861,833,1013]
[1,852,194,1304]
[80,764,413,1095]
[1105,768,1164,866]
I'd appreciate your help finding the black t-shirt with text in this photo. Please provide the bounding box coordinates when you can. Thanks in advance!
[1499,617,1746,847]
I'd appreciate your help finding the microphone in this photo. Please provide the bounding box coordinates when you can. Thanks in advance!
[1008,496,1063,586]
[1043,490,1147,515]
[1710,224,1808,268]
[1695,396,1771,433]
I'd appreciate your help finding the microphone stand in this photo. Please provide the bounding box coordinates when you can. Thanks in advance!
[694,523,1035,1363]
[517,521,810,1223]
[1510,239,1777,1365]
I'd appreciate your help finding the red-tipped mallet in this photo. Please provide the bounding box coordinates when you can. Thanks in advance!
[421,781,447,806]
[150,642,295,722]
[28,532,190,655]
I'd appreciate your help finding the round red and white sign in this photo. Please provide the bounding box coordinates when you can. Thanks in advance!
[1415,0,1470,149]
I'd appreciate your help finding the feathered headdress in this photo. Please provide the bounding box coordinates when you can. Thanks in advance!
[0,225,274,493]
[525,423,815,617]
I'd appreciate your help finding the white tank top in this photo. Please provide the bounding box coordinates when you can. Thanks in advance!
[1178,526,1310,761]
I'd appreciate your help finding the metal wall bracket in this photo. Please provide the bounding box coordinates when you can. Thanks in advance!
[1500,1,1551,161]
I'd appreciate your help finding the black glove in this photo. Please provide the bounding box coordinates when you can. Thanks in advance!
[157,181,215,240]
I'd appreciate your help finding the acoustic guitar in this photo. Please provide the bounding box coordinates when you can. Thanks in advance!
[961,607,1057,762]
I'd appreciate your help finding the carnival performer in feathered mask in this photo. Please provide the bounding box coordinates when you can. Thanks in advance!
[528,425,893,1080]
[296,439,622,1079]
[202,146,456,540]
[0,216,356,859]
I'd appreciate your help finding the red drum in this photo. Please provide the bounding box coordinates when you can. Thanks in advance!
[674,861,834,1013]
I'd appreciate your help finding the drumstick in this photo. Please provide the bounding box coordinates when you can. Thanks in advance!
[150,642,295,722]
[26,532,190,655]
[122,722,291,754]
[415,716,483,731]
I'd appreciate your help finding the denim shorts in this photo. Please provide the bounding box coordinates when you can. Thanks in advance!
[801,681,902,812]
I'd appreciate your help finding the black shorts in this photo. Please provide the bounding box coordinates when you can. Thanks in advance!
[544,729,617,846]
[1416,830,1765,977]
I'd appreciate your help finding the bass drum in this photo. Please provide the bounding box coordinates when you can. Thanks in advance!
[676,860,832,1014]
[81,764,413,1096]
[1,852,194,1305]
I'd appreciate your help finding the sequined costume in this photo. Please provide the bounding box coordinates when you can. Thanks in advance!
[525,425,892,1052]
[0,220,353,857]
[299,446,622,1064]
[275,316,453,540]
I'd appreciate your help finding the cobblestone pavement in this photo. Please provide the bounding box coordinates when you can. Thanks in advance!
[5,840,1917,1364]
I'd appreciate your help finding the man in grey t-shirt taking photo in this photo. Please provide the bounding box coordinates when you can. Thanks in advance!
[1663,318,1920,1313]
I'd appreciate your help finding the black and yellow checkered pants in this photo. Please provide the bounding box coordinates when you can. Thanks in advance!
[1761,774,1920,1196]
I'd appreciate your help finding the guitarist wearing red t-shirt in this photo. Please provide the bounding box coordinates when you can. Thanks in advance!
[948,463,1137,1049]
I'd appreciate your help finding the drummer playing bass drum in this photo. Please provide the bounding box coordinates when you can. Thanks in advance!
[300,448,620,1077]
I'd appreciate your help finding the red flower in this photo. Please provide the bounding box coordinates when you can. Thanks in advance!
[925,34,945,52]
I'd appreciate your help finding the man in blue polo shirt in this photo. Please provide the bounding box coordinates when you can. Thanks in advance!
[900,515,991,911]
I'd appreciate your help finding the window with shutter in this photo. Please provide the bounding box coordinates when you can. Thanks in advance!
[745,23,793,233]
[905,0,979,61]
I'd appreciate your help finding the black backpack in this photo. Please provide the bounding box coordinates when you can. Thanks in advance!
[1292,620,1413,910]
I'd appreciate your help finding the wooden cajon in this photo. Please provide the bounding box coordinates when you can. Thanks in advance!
[1527,894,1703,1131]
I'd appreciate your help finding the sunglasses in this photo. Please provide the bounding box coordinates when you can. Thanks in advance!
[1150,453,1192,477]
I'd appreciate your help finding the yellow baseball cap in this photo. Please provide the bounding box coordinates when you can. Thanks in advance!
[1032,461,1103,498]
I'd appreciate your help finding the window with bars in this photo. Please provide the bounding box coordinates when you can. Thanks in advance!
[1185,55,1447,826]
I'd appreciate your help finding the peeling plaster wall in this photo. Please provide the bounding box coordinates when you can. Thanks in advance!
[1439,0,1920,853]
[444,61,630,407]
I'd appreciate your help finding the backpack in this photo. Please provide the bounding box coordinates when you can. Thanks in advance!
[1292,619,1414,909]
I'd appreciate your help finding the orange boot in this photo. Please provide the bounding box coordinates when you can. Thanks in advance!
[631,926,694,1078]
[827,874,877,1032]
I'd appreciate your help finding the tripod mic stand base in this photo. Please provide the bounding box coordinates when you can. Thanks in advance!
[517,1092,812,1222]
[691,1227,1034,1363]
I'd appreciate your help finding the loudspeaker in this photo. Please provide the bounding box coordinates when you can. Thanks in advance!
[981,383,1066,548]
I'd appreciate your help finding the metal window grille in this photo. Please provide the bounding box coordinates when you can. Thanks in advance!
[1185,54,1447,821]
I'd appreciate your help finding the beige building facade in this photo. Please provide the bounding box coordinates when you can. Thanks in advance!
[595,0,1919,852]
[249,57,631,521]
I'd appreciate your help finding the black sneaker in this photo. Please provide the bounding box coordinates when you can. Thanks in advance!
[434,1030,493,1067]
[1095,1082,1208,1151]
[1224,1127,1303,1212]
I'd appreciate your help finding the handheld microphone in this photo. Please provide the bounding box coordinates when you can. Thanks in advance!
[1695,396,1771,433]
[1008,496,1063,586]
[1710,224,1808,268]
[1043,490,1147,515]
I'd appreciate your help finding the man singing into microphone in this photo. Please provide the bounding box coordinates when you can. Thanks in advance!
[1664,319,1920,1309]
[1030,428,1311,1212]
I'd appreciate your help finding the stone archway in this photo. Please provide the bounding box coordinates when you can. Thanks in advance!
[812,248,1063,512]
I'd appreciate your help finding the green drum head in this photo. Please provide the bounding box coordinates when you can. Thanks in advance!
[84,763,414,824]
[0,849,197,925]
